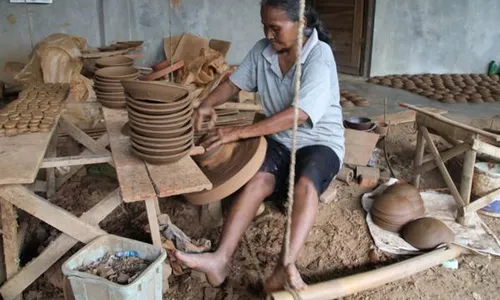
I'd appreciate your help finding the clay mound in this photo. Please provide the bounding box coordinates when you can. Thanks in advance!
[371,183,425,232]
[401,217,454,250]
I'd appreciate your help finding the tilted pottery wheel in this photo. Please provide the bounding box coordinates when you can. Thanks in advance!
[401,217,454,250]
[184,136,267,205]
[371,183,425,232]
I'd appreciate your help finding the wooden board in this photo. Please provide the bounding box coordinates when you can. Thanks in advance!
[344,129,379,166]
[146,156,212,198]
[374,107,448,125]
[102,108,157,202]
[0,128,56,185]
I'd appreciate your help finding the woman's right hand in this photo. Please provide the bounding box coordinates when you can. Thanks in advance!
[193,103,217,132]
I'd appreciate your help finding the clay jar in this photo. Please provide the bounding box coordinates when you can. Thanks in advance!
[401,217,454,250]
[371,183,425,232]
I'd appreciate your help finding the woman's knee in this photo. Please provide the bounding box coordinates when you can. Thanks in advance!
[245,172,275,196]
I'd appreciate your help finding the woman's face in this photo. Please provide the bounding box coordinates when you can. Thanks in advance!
[261,6,299,52]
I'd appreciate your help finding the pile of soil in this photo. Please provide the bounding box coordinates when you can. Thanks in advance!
[368,73,500,104]
[77,253,152,285]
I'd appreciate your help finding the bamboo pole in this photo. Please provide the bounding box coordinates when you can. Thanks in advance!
[268,245,463,300]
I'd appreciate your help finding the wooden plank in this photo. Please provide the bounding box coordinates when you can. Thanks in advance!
[0,128,57,185]
[0,185,105,243]
[374,107,448,125]
[0,189,121,300]
[40,154,113,168]
[465,188,500,214]
[56,134,111,189]
[102,107,156,202]
[0,200,20,282]
[145,199,162,248]
[60,116,112,155]
[412,129,426,188]
[472,139,500,160]
[145,155,212,198]
[414,142,470,176]
[46,134,57,198]
[421,127,465,208]
[343,129,379,166]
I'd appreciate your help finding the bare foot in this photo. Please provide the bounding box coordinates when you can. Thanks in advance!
[173,251,228,286]
[264,264,307,294]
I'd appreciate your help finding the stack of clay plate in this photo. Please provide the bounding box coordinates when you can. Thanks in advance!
[121,80,194,164]
[94,66,139,109]
[95,56,134,69]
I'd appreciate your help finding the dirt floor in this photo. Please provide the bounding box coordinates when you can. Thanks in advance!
[21,123,500,300]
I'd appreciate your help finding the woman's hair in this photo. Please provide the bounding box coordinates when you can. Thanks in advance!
[261,0,333,46]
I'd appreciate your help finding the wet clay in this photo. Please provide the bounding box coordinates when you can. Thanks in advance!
[371,183,425,232]
[401,217,454,250]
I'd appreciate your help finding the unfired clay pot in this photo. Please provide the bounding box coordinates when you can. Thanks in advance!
[131,144,192,165]
[401,217,454,250]
[129,123,192,139]
[371,183,425,232]
[95,66,139,79]
[121,80,189,102]
[95,56,134,68]
[98,99,126,109]
[130,127,193,145]
[127,104,192,122]
[126,94,191,115]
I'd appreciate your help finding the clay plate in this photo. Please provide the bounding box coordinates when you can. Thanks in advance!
[132,132,193,149]
[131,139,192,156]
[97,95,126,102]
[126,95,191,115]
[95,66,139,79]
[127,104,192,122]
[125,93,192,111]
[99,99,126,109]
[184,136,267,205]
[94,84,124,93]
[95,56,134,68]
[95,75,138,83]
[121,80,190,102]
[129,122,192,138]
[128,116,191,131]
[127,107,192,125]
[96,90,124,97]
[131,144,192,165]
[94,78,125,86]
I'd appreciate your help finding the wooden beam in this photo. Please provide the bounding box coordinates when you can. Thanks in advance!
[460,150,477,206]
[55,134,111,189]
[40,154,113,168]
[46,134,57,198]
[0,189,121,300]
[145,199,162,248]
[414,142,470,175]
[412,129,425,188]
[421,127,466,209]
[464,188,500,214]
[0,185,105,243]
[472,139,500,160]
[401,103,500,141]
[0,200,20,284]
[60,116,111,156]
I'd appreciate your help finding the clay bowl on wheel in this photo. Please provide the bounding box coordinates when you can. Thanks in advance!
[131,139,192,156]
[401,217,454,250]
[344,117,375,131]
[129,122,192,138]
[370,183,425,232]
[121,79,190,102]
[126,94,191,115]
[95,56,134,68]
[131,144,192,165]
[95,66,139,79]
[184,136,267,205]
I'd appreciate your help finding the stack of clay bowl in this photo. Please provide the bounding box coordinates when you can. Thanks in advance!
[367,74,500,104]
[95,56,134,69]
[121,80,194,164]
[184,136,267,205]
[340,89,370,108]
[94,66,139,108]
[370,183,425,232]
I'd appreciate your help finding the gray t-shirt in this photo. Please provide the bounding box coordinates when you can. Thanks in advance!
[229,29,345,163]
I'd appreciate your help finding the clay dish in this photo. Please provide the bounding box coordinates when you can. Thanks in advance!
[126,104,191,121]
[94,84,124,93]
[129,117,191,132]
[344,117,374,131]
[131,144,192,165]
[126,95,191,115]
[95,66,139,79]
[95,56,134,68]
[97,94,126,102]
[184,136,267,205]
[131,139,192,156]
[128,108,191,125]
[125,93,191,110]
[401,217,454,250]
[121,80,190,103]
[99,99,126,109]
[129,122,192,138]
[130,127,194,144]
[96,90,124,97]
[95,75,138,84]
[132,132,193,150]
[371,183,425,232]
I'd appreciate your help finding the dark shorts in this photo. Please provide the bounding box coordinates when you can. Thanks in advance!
[259,137,341,197]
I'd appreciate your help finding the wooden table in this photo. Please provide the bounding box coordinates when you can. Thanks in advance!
[102,107,212,247]
[0,103,122,300]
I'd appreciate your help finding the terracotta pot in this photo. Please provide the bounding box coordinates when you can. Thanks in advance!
[95,66,139,79]
[370,183,425,232]
[185,137,267,205]
[401,217,454,250]
[95,56,134,68]
[121,80,189,102]
[455,95,468,103]
[131,144,192,165]
[374,122,388,136]
[129,122,192,138]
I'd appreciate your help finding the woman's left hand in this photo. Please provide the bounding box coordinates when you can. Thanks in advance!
[200,127,242,152]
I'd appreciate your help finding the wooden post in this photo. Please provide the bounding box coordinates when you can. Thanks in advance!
[46,134,57,198]
[413,128,426,188]
[145,199,162,247]
[0,199,22,300]
[458,149,477,225]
